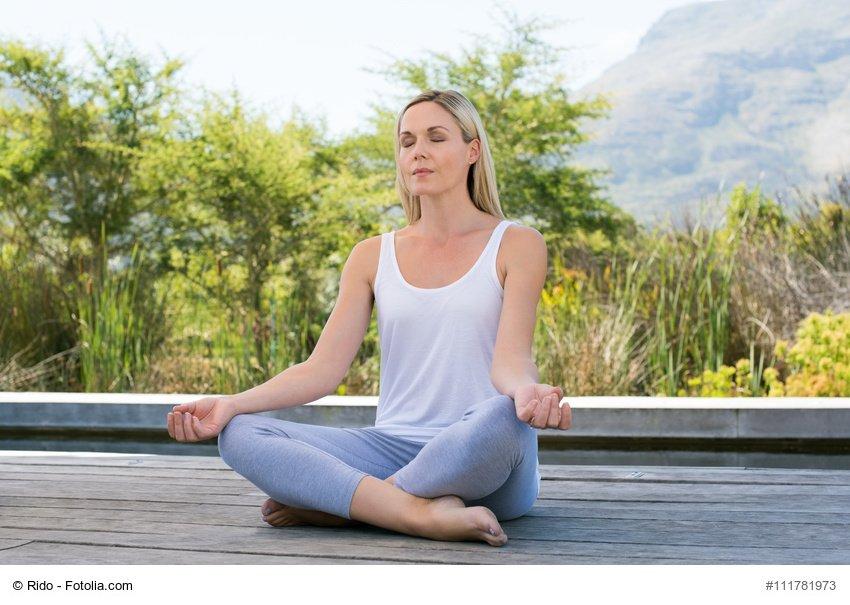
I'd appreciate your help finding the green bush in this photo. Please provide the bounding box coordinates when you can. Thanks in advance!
[774,310,850,396]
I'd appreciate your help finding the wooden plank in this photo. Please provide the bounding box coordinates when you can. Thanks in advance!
[5,473,850,505]
[531,496,849,512]
[546,479,850,496]
[0,526,845,564]
[0,541,736,565]
[3,479,848,516]
[537,495,850,512]
[0,527,610,564]
[4,458,850,489]
[0,538,31,550]
[0,470,248,487]
[1,507,846,551]
[0,542,402,565]
[0,464,239,481]
[4,463,850,487]
[2,512,846,550]
[3,455,849,480]
[4,481,846,515]
[5,470,849,501]
[6,468,850,498]
[4,455,850,487]
[0,454,830,477]
[4,499,850,526]
[0,455,229,470]
[541,466,850,486]
[524,503,850,524]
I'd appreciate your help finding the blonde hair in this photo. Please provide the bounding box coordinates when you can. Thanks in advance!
[394,89,505,224]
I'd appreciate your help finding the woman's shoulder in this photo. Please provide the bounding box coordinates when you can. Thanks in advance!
[502,221,543,248]
[499,222,546,273]
[350,233,385,293]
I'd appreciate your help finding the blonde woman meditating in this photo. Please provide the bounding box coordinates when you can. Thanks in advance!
[166,89,572,547]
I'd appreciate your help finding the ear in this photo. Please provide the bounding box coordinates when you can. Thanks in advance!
[468,139,480,164]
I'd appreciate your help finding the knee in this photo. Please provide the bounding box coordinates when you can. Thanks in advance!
[497,488,538,521]
[217,413,255,465]
[476,395,526,436]
[472,395,534,454]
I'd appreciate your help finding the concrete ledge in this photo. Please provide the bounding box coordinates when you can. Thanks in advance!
[2,392,849,440]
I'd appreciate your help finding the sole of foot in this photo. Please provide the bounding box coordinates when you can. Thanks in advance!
[421,494,508,547]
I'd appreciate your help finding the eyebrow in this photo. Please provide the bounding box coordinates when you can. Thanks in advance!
[399,126,450,136]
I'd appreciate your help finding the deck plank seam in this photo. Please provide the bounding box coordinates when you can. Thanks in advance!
[0,540,33,552]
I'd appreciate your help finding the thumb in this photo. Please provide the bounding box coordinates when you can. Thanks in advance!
[172,402,195,413]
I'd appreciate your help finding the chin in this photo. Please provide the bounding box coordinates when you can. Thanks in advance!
[411,184,444,196]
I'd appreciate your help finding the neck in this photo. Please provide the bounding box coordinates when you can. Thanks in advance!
[415,184,490,239]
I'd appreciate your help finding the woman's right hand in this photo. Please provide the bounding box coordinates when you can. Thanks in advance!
[166,396,237,442]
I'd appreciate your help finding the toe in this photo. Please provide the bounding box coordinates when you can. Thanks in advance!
[483,525,508,546]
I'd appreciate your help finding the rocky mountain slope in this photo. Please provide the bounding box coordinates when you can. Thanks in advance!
[574,0,850,225]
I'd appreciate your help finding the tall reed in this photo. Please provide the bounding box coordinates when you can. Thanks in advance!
[74,224,170,391]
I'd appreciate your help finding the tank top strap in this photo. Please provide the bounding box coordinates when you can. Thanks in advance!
[479,219,514,263]
[375,231,394,291]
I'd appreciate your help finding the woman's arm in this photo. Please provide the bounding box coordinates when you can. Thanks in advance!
[225,359,337,415]
[490,226,569,429]
[490,225,548,399]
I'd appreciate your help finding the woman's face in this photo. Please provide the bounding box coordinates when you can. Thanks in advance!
[398,101,479,198]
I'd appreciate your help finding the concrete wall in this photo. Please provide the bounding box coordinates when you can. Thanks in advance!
[2,393,849,440]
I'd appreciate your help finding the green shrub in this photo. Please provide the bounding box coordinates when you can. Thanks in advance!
[774,310,850,396]
[678,357,784,397]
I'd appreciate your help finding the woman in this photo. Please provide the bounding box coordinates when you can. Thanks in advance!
[166,89,571,547]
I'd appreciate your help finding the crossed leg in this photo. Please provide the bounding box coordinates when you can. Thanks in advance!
[391,394,540,521]
[261,473,399,528]
[217,395,538,545]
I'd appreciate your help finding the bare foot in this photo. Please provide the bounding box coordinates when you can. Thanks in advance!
[261,476,397,528]
[261,498,357,528]
[418,495,508,547]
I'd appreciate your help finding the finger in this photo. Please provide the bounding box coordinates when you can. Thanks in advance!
[517,399,535,423]
[559,401,573,430]
[546,394,561,428]
[524,399,540,423]
[173,402,194,414]
[173,412,186,441]
[532,395,550,428]
[182,411,198,441]
[166,413,174,439]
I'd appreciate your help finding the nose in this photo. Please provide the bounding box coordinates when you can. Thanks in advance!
[411,139,428,160]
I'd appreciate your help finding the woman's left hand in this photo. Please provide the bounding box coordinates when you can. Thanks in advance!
[514,383,571,430]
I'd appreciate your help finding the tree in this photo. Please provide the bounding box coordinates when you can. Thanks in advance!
[145,91,380,376]
[0,35,182,293]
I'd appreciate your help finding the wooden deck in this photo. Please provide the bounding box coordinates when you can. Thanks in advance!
[1,453,849,564]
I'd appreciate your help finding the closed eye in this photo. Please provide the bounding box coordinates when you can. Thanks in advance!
[401,139,445,148]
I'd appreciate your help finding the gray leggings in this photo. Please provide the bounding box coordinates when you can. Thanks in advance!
[217,393,541,521]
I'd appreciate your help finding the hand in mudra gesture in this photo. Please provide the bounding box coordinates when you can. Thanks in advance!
[514,383,571,430]
[166,396,236,442]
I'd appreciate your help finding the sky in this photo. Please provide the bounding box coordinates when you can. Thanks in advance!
[1,0,697,137]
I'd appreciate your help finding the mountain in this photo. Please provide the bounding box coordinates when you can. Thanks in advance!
[573,0,850,226]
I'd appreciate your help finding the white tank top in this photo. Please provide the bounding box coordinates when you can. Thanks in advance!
[372,219,517,443]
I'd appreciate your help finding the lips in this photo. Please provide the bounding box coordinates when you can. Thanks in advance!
[413,169,433,175]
